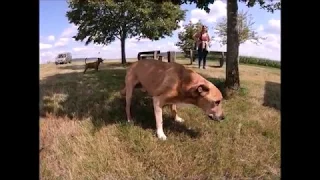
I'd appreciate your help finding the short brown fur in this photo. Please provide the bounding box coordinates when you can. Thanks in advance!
[121,59,225,140]
[83,58,104,74]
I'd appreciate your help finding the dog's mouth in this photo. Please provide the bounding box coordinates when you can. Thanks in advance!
[208,114,225,121]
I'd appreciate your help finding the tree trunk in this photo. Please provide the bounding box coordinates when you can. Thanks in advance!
[220,52,225,67]
[120,37,126,64]
[225,0,240,96]
[190,49,193,65]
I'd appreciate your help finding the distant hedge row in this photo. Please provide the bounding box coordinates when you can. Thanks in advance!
[238,56,280,69]
[176,52,280,69]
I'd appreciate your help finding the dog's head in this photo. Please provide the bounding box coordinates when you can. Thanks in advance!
[97,58,104,63]
[190,83,225,121]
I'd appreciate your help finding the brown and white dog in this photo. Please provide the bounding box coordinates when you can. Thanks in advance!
[120,59,225,140]
[83,58,104,74]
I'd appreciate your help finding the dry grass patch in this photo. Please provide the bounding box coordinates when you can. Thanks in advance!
[40,59,280,179]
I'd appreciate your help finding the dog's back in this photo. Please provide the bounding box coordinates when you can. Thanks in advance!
[123,59,200,97]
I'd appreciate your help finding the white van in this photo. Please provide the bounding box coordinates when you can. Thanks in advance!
[55,52,72,65]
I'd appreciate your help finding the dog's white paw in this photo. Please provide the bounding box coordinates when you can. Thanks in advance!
[175,115,185,123]
[157,130,167,141]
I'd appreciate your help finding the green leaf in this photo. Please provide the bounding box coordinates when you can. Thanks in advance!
[66,0,185,62]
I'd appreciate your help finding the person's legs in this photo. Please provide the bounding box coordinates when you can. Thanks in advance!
[203,50,208,69]
[198,46,203,68]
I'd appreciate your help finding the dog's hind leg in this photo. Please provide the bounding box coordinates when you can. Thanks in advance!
[170,104,184,123]
[125,77,139,123]
[83,67,88,74]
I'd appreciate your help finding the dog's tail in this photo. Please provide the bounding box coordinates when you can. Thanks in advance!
[84,58,88,64]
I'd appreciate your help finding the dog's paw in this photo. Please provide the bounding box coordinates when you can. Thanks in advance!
[127,119,134,124]
[157,130,167,141]
[175,115,185,123]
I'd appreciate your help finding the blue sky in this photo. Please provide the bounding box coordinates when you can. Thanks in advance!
[40,0,280,63]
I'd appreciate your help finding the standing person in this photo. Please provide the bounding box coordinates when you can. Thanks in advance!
[193,25,211,69]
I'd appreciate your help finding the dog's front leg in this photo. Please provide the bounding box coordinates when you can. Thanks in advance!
[153,96,167,140]
[171,104,184,123]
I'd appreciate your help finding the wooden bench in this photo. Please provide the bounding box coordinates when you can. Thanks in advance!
[189,49,226,67]
[137,50,161,60]
[137,50,176,63]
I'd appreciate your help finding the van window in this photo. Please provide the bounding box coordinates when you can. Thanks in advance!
[58,54,66,58]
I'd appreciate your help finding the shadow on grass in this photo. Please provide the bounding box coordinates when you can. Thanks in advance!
[199,74,226,97]
[209,65,222,68]
[57,62,134,71]
[40,66,200,138]
[57,64,85,70]
[263,81,281,110]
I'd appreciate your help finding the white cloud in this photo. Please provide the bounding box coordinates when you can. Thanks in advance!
[40,43,52,50]
[190,0,226,24]
[128,37,151,43]
[61,24,78,38]
[54,38,70,47]
[72,47,90,52]
[176,20,185,32]
[48,35,55,41]
[208,17,280,61]
[166,42,179,51]
[39,51,57,64]
[264,19,280,35]
[190,18,199,24]
[237,22,280,60]
[257,25,264,32]
[102,46,113,51]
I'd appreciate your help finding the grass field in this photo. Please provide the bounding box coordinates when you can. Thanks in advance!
[176,52,281,69]
[40,59,280,180]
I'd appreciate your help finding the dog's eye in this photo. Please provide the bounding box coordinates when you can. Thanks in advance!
[215,100,221,106]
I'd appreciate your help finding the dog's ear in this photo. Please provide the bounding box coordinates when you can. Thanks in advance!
[191,84,210,97]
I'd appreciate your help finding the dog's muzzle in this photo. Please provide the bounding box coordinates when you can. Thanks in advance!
[208,114,225,121]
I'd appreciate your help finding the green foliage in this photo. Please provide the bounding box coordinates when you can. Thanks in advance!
[82,0,280,13]
[176,52,280,69]
[239,56,280,68]
[156,0,280,13]
[239,0,281,13]
[66,0,185,57]
[215,10,266,46]
[175,21,203,54]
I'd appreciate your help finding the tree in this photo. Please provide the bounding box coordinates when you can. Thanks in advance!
[224,0,280,96]
[78,0,280,95]
[163,0,280,96]
[175,21,202,55]
[78,0,280,13]
[66,0,185,64]
[164,0,280,96]
[214,10,265,68]
[215,10,265,46]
